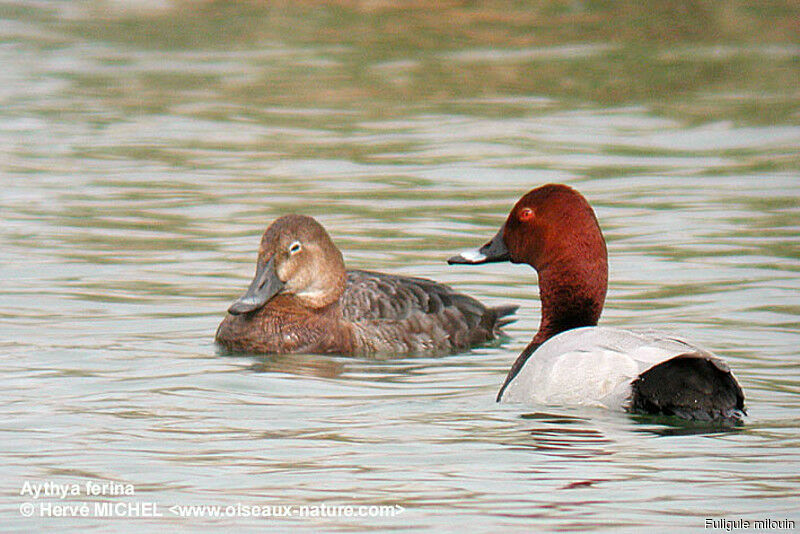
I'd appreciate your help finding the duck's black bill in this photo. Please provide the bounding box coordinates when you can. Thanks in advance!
[447,225,511,265]
[228,256,284,315]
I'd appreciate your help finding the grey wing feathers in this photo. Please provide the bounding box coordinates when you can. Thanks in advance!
[342,270,482,323]
[341,270,515,354]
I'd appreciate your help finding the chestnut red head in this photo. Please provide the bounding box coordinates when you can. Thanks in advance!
[449,184,607,273]
[448,184,608,343]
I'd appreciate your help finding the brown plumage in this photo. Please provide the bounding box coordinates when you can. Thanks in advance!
[215,215,516,356]
[502,184,608,347]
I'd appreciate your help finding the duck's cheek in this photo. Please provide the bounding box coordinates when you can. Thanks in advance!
[508,233,541,266]
[275,259,295,285]
[280,268,313,297]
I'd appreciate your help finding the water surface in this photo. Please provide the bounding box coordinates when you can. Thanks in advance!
[1,1,799,531]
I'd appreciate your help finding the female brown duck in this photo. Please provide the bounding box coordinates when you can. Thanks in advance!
[216,215,516,356]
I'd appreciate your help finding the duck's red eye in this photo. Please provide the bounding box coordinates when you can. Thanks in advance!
[519,207,534,222]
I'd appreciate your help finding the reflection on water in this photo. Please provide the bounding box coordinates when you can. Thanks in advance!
[244,353,346,380]
[517,412,615,459]
[1,0,799,530]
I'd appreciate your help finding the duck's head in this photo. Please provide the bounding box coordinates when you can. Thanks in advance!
[449,184,608,340]
[448,184,607,273]
[228,215,346,315]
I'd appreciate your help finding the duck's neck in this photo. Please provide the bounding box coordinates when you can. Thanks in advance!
[496,260,606,401]
[533,261,606,344]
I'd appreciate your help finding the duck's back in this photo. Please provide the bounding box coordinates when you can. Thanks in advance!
[501,326,743,421]
[341,270,516,356]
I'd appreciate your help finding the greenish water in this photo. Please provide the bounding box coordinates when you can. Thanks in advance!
[1,1,799,531]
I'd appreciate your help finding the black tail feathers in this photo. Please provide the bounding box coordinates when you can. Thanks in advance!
[630,353,745,424]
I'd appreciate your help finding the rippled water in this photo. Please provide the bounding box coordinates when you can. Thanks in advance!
[2,1,799,531]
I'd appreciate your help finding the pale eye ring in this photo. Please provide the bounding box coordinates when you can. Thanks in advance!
[288,241,302,254]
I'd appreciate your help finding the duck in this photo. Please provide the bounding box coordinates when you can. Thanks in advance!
[215,214,517,356]
[448,184,745,423]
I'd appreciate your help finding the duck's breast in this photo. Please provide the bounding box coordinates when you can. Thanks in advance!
[500,326,708,409]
